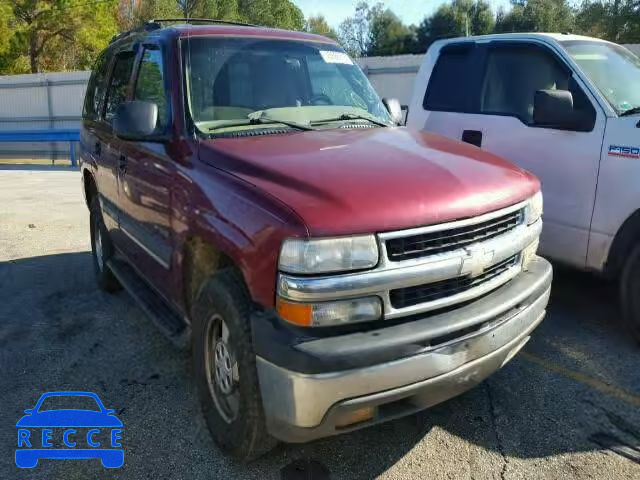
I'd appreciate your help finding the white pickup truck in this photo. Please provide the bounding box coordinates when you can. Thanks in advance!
[406,33,640,340]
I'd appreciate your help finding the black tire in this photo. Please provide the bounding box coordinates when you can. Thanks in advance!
[192,269,277,462]
[89,196,121,292]
[621,244,640,343]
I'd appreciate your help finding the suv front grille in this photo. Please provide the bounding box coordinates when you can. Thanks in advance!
[386,209,524,262]
[389,255,519,309]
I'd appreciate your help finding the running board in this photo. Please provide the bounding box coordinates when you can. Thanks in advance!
[107,259,190,349]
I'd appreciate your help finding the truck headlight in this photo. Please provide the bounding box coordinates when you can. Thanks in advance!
[276,296,382,327]
[527,191,543,225]
[278,235,379,274]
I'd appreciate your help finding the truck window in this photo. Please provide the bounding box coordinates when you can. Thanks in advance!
[83,52,110,121]
[134,48,169,131]
[423,44,478,112]
[480,45,594,127]
[103,51,136,123]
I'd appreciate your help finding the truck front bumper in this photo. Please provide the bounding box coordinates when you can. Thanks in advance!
[255,257,552,443]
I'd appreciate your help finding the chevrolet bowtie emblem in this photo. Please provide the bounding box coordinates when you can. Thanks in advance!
[462,245,495,277]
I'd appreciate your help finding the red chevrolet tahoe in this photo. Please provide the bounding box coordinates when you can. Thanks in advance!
[79,19,552,461]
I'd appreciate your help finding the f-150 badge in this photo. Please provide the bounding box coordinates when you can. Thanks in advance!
[609,145,640,159]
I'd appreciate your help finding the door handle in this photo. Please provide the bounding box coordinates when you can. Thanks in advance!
[462,130,483,148]
[94,142,101,156]
[118,155,127,174]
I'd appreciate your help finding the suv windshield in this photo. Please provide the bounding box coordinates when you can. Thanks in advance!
[182,37,392,134]
[562,40,640,115]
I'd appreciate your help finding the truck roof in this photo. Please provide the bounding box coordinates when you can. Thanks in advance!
[437,32,612,45]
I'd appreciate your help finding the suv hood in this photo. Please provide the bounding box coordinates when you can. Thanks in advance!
[199,128,539,236]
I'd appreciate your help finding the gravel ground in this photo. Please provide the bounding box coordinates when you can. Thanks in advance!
[1,168,639,480]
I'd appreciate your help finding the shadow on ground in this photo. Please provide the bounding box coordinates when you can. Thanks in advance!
[1,253,639,479]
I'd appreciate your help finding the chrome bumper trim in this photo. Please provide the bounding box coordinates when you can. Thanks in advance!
[278,219,541,319]
[258,275,550,431]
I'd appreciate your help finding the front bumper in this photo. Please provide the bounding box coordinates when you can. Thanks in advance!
[256,257,552,443]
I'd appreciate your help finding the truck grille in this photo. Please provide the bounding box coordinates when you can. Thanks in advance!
[389,255,519,309]
[386,209,524,262]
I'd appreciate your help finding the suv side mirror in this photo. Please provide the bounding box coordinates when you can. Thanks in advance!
[113,100,164,141]
[382,98,403,125]
[533,90,588,131]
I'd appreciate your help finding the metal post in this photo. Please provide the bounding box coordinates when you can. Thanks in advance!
[69,141,77,167]
[44,78,55,164]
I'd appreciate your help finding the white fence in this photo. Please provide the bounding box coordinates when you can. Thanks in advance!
[0,71,89,160]
[0,43,638,160]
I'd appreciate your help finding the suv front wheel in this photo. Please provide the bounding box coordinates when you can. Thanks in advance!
[621,244,640,343]
[192,269,277,461]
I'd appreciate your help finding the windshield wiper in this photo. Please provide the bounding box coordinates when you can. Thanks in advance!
[312,113,392,128]
[620,106,640,117]
[207,114,314,132]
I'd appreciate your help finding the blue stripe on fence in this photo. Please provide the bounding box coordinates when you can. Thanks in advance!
[0,129,80,167]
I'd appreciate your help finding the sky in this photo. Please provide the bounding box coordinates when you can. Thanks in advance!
[292,0,512,28]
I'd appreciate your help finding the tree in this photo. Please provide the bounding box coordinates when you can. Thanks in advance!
[575,0,640,42]
[305,15,338,39]
[416,0,495,52]
[367,5,414,56]
[338,1,372,57]
[6,0,118,73]
[494,0,574,34]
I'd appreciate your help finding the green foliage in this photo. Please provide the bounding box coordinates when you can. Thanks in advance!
[494,0,574,33]
[305,15,338,40]
[1,0,639,74]
[1,0,119,74]
[367,5,415,56]
[416,0,495,50]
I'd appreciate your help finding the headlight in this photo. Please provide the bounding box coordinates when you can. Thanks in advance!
[276,296,382,327]
[527,191,543,225]
[278,235,379,274]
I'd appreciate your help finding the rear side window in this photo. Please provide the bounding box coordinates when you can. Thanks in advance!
[423,44,478,112]
[83,52,110,121]
[134,48,169,131]
[103,52,136,123]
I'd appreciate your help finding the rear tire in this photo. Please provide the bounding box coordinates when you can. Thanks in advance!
[620,244,640,343]
[192,269,277,462]
[90,196,121,293]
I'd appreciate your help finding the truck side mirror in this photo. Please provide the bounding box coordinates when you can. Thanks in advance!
[113,101,165,141]
[533,90,589,131]
[382,98,403,125]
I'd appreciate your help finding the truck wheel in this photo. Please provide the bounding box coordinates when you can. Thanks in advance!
[192,269,277,461]
[621,244,640,343]
[90,196,121,292]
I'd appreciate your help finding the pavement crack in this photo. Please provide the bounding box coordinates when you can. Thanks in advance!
[486,382,509,480]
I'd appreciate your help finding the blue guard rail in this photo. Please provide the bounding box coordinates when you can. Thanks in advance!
[0,129,80,167]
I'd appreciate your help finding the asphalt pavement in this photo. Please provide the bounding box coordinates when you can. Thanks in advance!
[1,168,639,479]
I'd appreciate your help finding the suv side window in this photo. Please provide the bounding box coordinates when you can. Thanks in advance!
[134,48,169,131]
[423,44,479,112]
[103,51,136,123]
[480,44,595,127]
[83,52,110,121]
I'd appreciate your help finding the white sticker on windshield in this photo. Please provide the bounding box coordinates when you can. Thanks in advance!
[319,50,353,65]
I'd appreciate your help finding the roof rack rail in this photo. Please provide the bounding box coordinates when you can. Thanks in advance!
[109,21,162,44]
[109,18,258,45]
[150,18,258,28]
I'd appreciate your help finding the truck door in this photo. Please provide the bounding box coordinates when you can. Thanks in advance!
[114,46,176,304]
[416,41,606,269]
[99,50,137,253]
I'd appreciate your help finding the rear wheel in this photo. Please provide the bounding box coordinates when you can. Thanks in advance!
[192,269,276,461]
[620,244,640,343]
[90,196,121,292]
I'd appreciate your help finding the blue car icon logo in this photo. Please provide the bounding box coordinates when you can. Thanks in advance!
[15,391,123,468]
